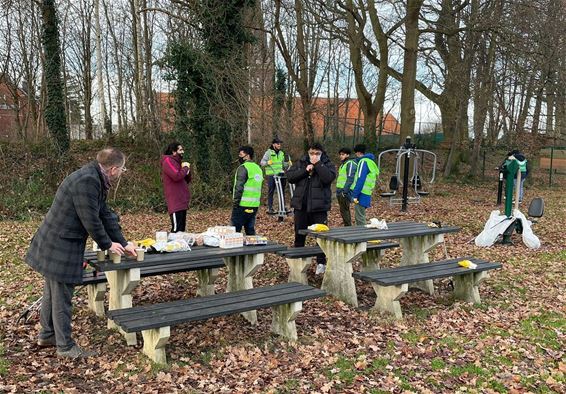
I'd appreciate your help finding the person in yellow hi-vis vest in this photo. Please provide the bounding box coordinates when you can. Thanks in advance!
[350,144,380,225]
[260,137,290,214]
[231,146,263,235]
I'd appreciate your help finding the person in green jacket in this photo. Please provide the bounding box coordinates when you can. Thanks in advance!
[231,146,263,235]
[336,147,358,226]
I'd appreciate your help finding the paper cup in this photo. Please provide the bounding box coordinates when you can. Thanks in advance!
[110,251,121,264]
[96,250,106,262]
[135,248,145,262]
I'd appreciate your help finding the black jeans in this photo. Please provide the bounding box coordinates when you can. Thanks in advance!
[169,210,187,233]
[337,193,352,226]
[294,209,328,264]
[39,277,75,351]
[231,206,258,235]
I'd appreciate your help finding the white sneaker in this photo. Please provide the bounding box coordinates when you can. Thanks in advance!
[315,264,326,275]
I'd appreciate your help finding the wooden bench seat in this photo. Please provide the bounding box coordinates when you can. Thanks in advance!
[353,257,502,318]
[107,282,325,364]
[82,258,225,317]
[277,241,399,284]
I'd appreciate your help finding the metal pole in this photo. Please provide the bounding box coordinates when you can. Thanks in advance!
[549,146,554,187]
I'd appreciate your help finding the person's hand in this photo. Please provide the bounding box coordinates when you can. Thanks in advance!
[109,242,125,255]
[306,164,314,172]
[124,242,137,257]
[353,198,359,204]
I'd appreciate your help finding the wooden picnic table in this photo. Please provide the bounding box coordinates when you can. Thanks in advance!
[89,243,287,345]
[299,221,460,307]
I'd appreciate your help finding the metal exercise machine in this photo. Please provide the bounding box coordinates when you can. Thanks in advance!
[377,137,437,212]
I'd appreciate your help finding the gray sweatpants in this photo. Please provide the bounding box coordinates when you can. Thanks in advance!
[38,277,75,351]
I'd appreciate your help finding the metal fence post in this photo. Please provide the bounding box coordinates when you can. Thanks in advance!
[549,146,554,187]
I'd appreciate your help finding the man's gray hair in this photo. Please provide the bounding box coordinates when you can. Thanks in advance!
[96,148,125,168]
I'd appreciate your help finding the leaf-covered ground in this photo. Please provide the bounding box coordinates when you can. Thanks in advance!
[0,180,564,393]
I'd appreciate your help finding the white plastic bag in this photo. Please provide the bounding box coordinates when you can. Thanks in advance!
[475,210,513,247]
[514,210,541,249]
[366,218,388,229]
[202,232,221,247]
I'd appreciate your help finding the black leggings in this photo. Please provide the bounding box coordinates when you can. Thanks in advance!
[169,210,187,233]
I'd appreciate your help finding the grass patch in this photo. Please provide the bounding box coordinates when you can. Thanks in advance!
[430,358,446,370]
[449,363,488,377]
[0,342,9,377]
[519,311,565,351]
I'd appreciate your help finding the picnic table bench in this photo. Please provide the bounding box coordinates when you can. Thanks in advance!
[91,243,287,345]
[277,241,399,284]
[82,257,224,317]
[353,257,502,318]
[107,282,325,364]
[299,221,461,307]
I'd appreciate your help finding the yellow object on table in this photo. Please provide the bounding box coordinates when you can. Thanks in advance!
[308,223,329,232]
[458,259,477,269]
[136,238,155,248]
[368,240,382,244]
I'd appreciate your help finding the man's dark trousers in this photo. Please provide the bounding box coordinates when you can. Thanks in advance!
[293,209,328,264]
[337,193,352,226]
[39,277,75,351]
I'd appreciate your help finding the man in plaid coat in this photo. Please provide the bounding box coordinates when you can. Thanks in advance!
[26,147,137,359]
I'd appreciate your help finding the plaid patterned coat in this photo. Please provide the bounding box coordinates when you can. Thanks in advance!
[26,161,128,284]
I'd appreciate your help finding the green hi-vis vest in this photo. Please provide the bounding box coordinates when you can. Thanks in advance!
[336,159,356,189]
[350,157,380,196]
[265,149,285,175]
[234,161,263,207]
[517,159,527,173]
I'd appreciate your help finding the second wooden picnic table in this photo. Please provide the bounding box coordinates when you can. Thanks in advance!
[90,243,286,345]
[300,221,461,307]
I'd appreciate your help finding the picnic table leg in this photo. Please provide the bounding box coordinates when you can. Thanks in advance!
[141,326,170,365]
[106,268,140,346]
[286,257,311,284]
[86,283,106,317]
[453,271,488,303]
[271,301,302,340]
[196,268,220,297]
[361,248,385,272]
[225,253,264,325]
[318,239,366,307]
[399,234,444,295]
[372,283,408,319]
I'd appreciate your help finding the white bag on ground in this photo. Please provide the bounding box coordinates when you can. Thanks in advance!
[514,210,541,249]
[475,209,540,249]
[475,210,514,247]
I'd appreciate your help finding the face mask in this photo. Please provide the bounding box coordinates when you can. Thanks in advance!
[238,157,245,164]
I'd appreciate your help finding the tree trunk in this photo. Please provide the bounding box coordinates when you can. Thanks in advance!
[41,0,69,153]
[399,0,423,143]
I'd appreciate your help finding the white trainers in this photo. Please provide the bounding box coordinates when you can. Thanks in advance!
[315,264,326,275]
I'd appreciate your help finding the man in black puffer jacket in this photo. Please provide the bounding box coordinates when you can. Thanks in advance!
[286,142,336,274]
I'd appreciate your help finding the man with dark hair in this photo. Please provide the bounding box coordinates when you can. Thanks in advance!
[287,142,336,274]
[336,147,357,226]
[260,137,290,214]
[231,146,263,235]
[26,147,137,359]
[350,144,380,225]
[161,142,192,232]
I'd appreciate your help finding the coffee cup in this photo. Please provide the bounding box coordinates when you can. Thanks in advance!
[135,248,145,262]
[96,250,106,262]
[110,251,121,264]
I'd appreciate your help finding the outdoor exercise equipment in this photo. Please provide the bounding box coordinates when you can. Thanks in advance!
[377,137,437,212]
[270,174,294,222]
[475,155,542,248]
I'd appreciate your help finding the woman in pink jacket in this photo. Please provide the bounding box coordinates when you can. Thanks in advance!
[161,142,192,232]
